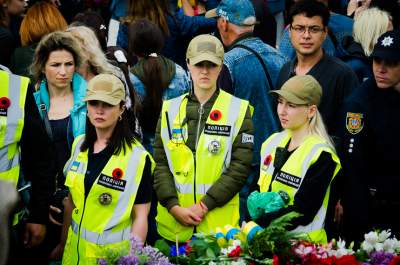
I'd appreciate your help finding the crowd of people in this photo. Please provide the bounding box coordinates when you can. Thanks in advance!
[1,0,400,264]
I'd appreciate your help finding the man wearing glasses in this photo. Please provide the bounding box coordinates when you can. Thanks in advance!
[276,0,358,136]
[275,0,359,240]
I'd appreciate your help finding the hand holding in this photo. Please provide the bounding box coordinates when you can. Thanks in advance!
[170,206,202,226]
[24,223,46,248]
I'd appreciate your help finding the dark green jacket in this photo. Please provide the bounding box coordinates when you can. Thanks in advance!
[153,89,254,211]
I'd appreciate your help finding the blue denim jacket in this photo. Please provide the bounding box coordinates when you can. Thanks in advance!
[129,64,190,153]
[224,37,287,164]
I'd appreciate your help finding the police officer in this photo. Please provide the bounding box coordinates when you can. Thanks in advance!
[337,30,400,242]
[153,34,254,243]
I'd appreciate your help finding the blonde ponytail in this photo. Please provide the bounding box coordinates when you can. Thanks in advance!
[308,110,336,152]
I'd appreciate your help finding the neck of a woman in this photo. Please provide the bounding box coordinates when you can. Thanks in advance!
[48,84,73,99]
[93,131,112,153]
[288,124,310,151]
[195,86,216,105]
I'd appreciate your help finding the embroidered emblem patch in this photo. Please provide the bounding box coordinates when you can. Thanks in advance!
[98,174,126,191]
[70,161,80,172]
[241,133,254,144]
[346,112,364,134]
[204,124,231,136]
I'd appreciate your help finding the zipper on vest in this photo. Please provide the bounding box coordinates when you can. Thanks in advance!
[193,104,204,204]
[76,198,87,265]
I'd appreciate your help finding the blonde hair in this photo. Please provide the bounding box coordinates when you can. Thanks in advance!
[66,25,114,75]
[308,109,336,152]
[353,7,391,56]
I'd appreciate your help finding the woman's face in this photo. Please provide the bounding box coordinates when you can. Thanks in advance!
[44,50,75,91]
[87,100,124,132]
[6,0,27,16]
[277,96,313,131]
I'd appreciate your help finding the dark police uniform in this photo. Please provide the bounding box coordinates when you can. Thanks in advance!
[337,30,400,242]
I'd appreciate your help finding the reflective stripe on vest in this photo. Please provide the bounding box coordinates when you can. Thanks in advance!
[71,219,131,245]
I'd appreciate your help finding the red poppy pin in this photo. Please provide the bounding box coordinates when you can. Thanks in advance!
[0,97,11,109]
[112,168,123,179]
[210,109,222,121]
[263,154,272,166]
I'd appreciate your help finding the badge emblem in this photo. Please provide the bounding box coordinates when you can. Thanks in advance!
[346,112,364,134]
[99,193,112,205]
[208,140,221,154]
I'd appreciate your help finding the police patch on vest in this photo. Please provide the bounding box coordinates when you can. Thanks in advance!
[346,112,364,134]
[98,174,126,191]
[241,133,254,144]
[204,124,231,136]
[0,108,7,116]
[275,171,301,189]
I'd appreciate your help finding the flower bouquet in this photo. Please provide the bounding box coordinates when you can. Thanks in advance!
[97,236,173,265]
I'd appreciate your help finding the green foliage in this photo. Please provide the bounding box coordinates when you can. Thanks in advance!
[154,239,171,257]
[100,247,128,265]
[250,212,305,261]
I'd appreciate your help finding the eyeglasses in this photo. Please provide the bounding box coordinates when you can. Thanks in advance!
[290,25,325,34]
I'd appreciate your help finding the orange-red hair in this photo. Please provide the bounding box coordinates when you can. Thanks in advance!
[20,1,67,46]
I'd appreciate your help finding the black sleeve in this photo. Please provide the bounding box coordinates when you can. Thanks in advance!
[256,151,336,229]
[217,64,234,94]
[134,156,152,204]
[20,85,56,224]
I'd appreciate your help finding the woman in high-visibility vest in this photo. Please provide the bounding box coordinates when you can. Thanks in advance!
[256,75,341,243]
[51,74,154,264]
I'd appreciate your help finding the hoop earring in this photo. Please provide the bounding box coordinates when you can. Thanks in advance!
[119,115,122,121]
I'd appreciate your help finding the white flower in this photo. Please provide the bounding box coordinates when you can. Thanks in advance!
[375,242,384,252]
[378,230,391,242]
[361,241,374,253]
[209,262,217,265]
[295,244,314,256]
[364,231,379,245]
[383,238,397,253]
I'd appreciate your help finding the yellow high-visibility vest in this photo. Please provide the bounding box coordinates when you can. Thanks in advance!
[62,136,154,265]
[0,70,29,225]
[258,131,341,244]
[157,90,249,242]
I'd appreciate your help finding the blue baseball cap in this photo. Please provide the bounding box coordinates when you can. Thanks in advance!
[205,0,256,26]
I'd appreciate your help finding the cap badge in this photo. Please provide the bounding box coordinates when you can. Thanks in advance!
[381,36,394,47]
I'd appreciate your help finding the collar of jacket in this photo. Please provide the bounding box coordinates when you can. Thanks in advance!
[227,32,254,52]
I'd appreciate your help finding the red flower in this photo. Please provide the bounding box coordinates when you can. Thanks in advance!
[389,256,400,265]
[228,246,241,257]
[210,109,222,121]
[112,168,123,179]
[273,254,279,265]
[320,256,337,265]
[263,154,272,166]
[0,97,11,109]
[336,255,358,265]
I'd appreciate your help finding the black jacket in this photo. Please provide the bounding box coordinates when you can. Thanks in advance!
[20,86,57,224]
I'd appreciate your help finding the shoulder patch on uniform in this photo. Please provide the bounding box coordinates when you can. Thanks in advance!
[241,133,254,144]
[346,112,364,134]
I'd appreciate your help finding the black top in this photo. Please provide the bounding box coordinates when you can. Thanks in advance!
[84,145,152,204]
[0,26,16,68]
[255,149,337,229]
[50,116,72,188]
[276,53,359,135]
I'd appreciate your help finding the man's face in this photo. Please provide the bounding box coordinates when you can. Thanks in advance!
[289,14,327,57]
[188,60,222,92]
[373,58,400,90]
